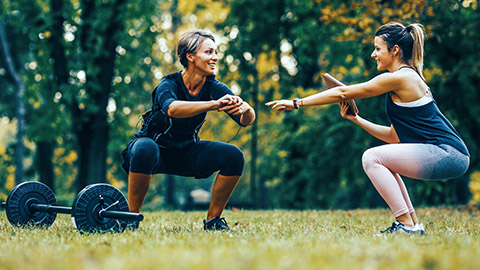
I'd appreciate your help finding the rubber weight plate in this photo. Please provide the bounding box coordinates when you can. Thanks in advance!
[71,184,129,233]
[5,181,57,228]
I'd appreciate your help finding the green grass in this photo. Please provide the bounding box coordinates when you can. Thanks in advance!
[1,208,480,270]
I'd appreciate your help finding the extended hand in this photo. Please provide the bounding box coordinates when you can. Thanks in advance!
[265,100,295,111]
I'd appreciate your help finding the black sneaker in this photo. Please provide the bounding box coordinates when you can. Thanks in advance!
[379,221,424,235]
[119,220,140,232]
[203,217,231,231]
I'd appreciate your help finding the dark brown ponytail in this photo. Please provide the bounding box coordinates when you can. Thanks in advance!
[375,22,425,79]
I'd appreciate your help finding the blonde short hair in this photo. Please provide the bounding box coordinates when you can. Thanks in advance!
[177,30,215,68]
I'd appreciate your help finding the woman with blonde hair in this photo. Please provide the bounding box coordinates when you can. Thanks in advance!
[122,30,255,231]
[267,22,469,235]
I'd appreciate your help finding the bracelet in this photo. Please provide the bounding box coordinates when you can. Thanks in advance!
[293,98,300,109]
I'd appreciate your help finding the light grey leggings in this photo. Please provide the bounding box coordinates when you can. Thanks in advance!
[362,143,469,217]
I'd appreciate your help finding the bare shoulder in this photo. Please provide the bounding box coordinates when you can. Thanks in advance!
[367,72,406,91]
[389,69,427,101]
[395,69,426,91]
[375,71,408,82]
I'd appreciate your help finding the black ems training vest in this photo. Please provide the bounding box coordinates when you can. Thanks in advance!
[136,73,214,149]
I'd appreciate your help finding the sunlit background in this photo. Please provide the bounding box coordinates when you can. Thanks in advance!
[1,0,479,210]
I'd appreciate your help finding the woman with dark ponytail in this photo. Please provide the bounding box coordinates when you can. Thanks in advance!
[267,22,469,235]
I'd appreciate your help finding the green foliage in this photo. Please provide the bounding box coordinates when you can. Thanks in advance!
[221,0,480,209]
[423,0,480,168]
[1,0,479,209]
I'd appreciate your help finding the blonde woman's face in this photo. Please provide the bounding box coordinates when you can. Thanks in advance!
[188,38,218,75]
[371,36,394,71]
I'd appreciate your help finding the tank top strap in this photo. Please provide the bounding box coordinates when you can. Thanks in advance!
[398,66,423,81]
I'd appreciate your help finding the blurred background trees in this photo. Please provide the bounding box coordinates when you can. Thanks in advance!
[1,0,479,210]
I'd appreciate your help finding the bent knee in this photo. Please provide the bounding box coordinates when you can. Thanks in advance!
[132,138,158,158]
[221,144,245,176]
[130,138,159,173]
[229,145,245,166]
[362,148,380,171]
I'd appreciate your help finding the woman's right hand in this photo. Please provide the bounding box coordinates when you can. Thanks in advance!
[265,99,295,111]
[339,101,358,121]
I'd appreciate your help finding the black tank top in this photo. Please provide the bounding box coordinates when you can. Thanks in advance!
[385,67,469,156]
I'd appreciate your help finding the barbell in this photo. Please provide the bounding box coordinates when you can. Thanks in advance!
[1,181,143,233]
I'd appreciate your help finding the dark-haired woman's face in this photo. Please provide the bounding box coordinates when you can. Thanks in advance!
[189,38,218,75]
[371,36,393,71]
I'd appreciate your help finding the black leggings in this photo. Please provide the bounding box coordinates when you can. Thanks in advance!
[122,137,245,178]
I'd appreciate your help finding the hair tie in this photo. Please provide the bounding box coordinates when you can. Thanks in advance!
[405,25,413,33]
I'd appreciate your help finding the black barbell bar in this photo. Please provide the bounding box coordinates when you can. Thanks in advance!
[30,204,72,214]
[99,209,144,221]
[96,195,143,221]
[28,201,144,221]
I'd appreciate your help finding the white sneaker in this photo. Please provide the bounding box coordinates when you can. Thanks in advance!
[379,221,425,235]
[415,223,426,235]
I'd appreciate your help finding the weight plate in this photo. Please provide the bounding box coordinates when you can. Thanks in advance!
[5,182,57,228]
[71,184,130,233]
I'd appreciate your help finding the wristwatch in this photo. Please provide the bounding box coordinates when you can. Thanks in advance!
[293,98,300,109]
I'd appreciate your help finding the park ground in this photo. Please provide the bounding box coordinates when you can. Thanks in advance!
[1,207,480,270]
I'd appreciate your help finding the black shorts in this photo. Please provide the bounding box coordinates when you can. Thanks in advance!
[122,137,244,178]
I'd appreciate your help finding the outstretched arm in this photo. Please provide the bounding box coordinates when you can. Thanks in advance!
[266,72,403,111]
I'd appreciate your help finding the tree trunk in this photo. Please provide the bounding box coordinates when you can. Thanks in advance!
[250,71,259,208]
[0,20,25,185]
[76,112,109,190]
[41,0,71,192]
[36,141,55,191]
[163,0,180,208]
[75,0,127,191]
[165,175,176,208]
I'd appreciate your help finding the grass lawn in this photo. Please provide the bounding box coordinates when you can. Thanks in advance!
[1,207,479,270]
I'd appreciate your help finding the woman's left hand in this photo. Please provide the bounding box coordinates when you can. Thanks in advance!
[265,100,295,111]
[218,95,251,115]
[339,101,357,121]
[222,101,252,115]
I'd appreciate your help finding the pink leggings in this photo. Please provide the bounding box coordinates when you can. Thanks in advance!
[362,143,469,217]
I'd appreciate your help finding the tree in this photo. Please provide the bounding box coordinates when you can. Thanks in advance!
[221,0,287,207]
[222,0,479,208]
[2,0,478,209]
[0,19,26,186]
[0,0,159,193]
